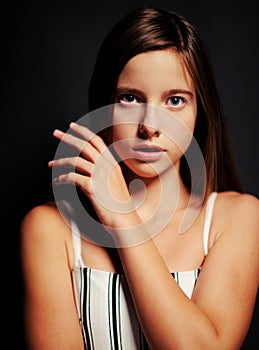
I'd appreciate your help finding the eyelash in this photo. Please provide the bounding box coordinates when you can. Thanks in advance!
[117,94,139,104]
[167,96,187,108]
[117,94,187,109]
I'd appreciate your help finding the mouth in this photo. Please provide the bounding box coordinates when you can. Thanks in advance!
[133,144,165,161]
[134,147,161,152]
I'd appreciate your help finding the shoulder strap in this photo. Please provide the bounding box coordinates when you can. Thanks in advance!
[203,192,218,256]
[70,219,85,268]
[59,200,84,268]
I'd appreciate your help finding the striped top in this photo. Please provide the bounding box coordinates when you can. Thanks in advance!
[70,192,218,349]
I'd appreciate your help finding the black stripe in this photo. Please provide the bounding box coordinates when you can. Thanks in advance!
[193,268,201,289]
[83,268,92,350]
[139,325,150,350]
[142,332,149,350]
[80,268,88,350]
[111,274,119,350]
[139,324,142,350]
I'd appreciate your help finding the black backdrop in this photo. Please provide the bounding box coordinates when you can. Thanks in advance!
[4,0,258,348]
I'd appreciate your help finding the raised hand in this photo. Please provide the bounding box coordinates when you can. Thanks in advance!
[48,122,138,233]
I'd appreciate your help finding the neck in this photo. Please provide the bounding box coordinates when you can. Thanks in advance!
[123,165,191,221]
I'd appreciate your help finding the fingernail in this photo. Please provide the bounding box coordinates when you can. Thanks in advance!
[53,129,63,136]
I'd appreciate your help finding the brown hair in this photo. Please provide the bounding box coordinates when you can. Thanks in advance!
[88,7,243,195]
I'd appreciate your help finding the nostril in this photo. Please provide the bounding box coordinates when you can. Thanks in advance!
[138,124,160,138]
[141,127,148,135]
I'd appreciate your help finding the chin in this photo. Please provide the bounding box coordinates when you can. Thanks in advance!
[124,159,173,179]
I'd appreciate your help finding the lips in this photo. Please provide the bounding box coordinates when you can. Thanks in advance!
[133,144,165,161]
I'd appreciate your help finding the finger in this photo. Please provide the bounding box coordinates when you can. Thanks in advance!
[53,172,93,195]
[69,122,107,153]
[48,157,93,175]
[69,123,118,166]
[53,129,99,162]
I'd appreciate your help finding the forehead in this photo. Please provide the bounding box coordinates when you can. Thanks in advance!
[118,49,194,92]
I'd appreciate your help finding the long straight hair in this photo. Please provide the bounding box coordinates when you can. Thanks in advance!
[88,7,243,195]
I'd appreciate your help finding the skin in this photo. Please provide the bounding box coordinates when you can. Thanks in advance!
[21,49,259,349]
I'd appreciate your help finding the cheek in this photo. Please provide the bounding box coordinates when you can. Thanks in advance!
[187,111,197,132]
[112,125,136,160]
[112,125,136,142]
[189,104,197,131]
[112,103,143,137]
[177,105,197,131]
[164,115,196,154]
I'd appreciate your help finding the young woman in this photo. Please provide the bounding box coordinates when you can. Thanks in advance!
[20,7,259,350]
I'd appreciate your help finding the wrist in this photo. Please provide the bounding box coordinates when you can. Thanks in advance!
[107,212,151,248]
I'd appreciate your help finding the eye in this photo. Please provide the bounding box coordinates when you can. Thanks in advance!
[167,96,186,107]
[118,94,139,104]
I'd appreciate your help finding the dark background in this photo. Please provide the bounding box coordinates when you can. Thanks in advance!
[4,0,258,348]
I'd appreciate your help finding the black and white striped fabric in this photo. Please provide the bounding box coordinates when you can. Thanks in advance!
[71,192,217,349]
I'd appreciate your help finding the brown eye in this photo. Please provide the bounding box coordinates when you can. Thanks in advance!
[119,94,138,103]
[167,96,186,106]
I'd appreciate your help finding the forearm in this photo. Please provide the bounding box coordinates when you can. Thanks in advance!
[116,238,221,350]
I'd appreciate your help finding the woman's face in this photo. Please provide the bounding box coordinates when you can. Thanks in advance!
[112,49,197,178]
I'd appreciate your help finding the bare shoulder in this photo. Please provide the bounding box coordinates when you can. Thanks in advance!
[213,191,259,243]
[20,201,74,268]
[215,191,259,220]
[21,201,70,238]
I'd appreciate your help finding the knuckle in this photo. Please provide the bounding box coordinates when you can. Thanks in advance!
[93,134,102,143]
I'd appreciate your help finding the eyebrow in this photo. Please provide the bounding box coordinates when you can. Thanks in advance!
[162,89,194,98]
[115,86,194,99]
[115,87,145,98]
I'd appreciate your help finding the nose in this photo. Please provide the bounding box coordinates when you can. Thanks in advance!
[138,105,161,139]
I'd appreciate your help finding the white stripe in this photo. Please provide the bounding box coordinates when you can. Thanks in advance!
[120,276,140,349]
[116,276,123,350]
[89,269,111,349]
[178,270,197,299]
